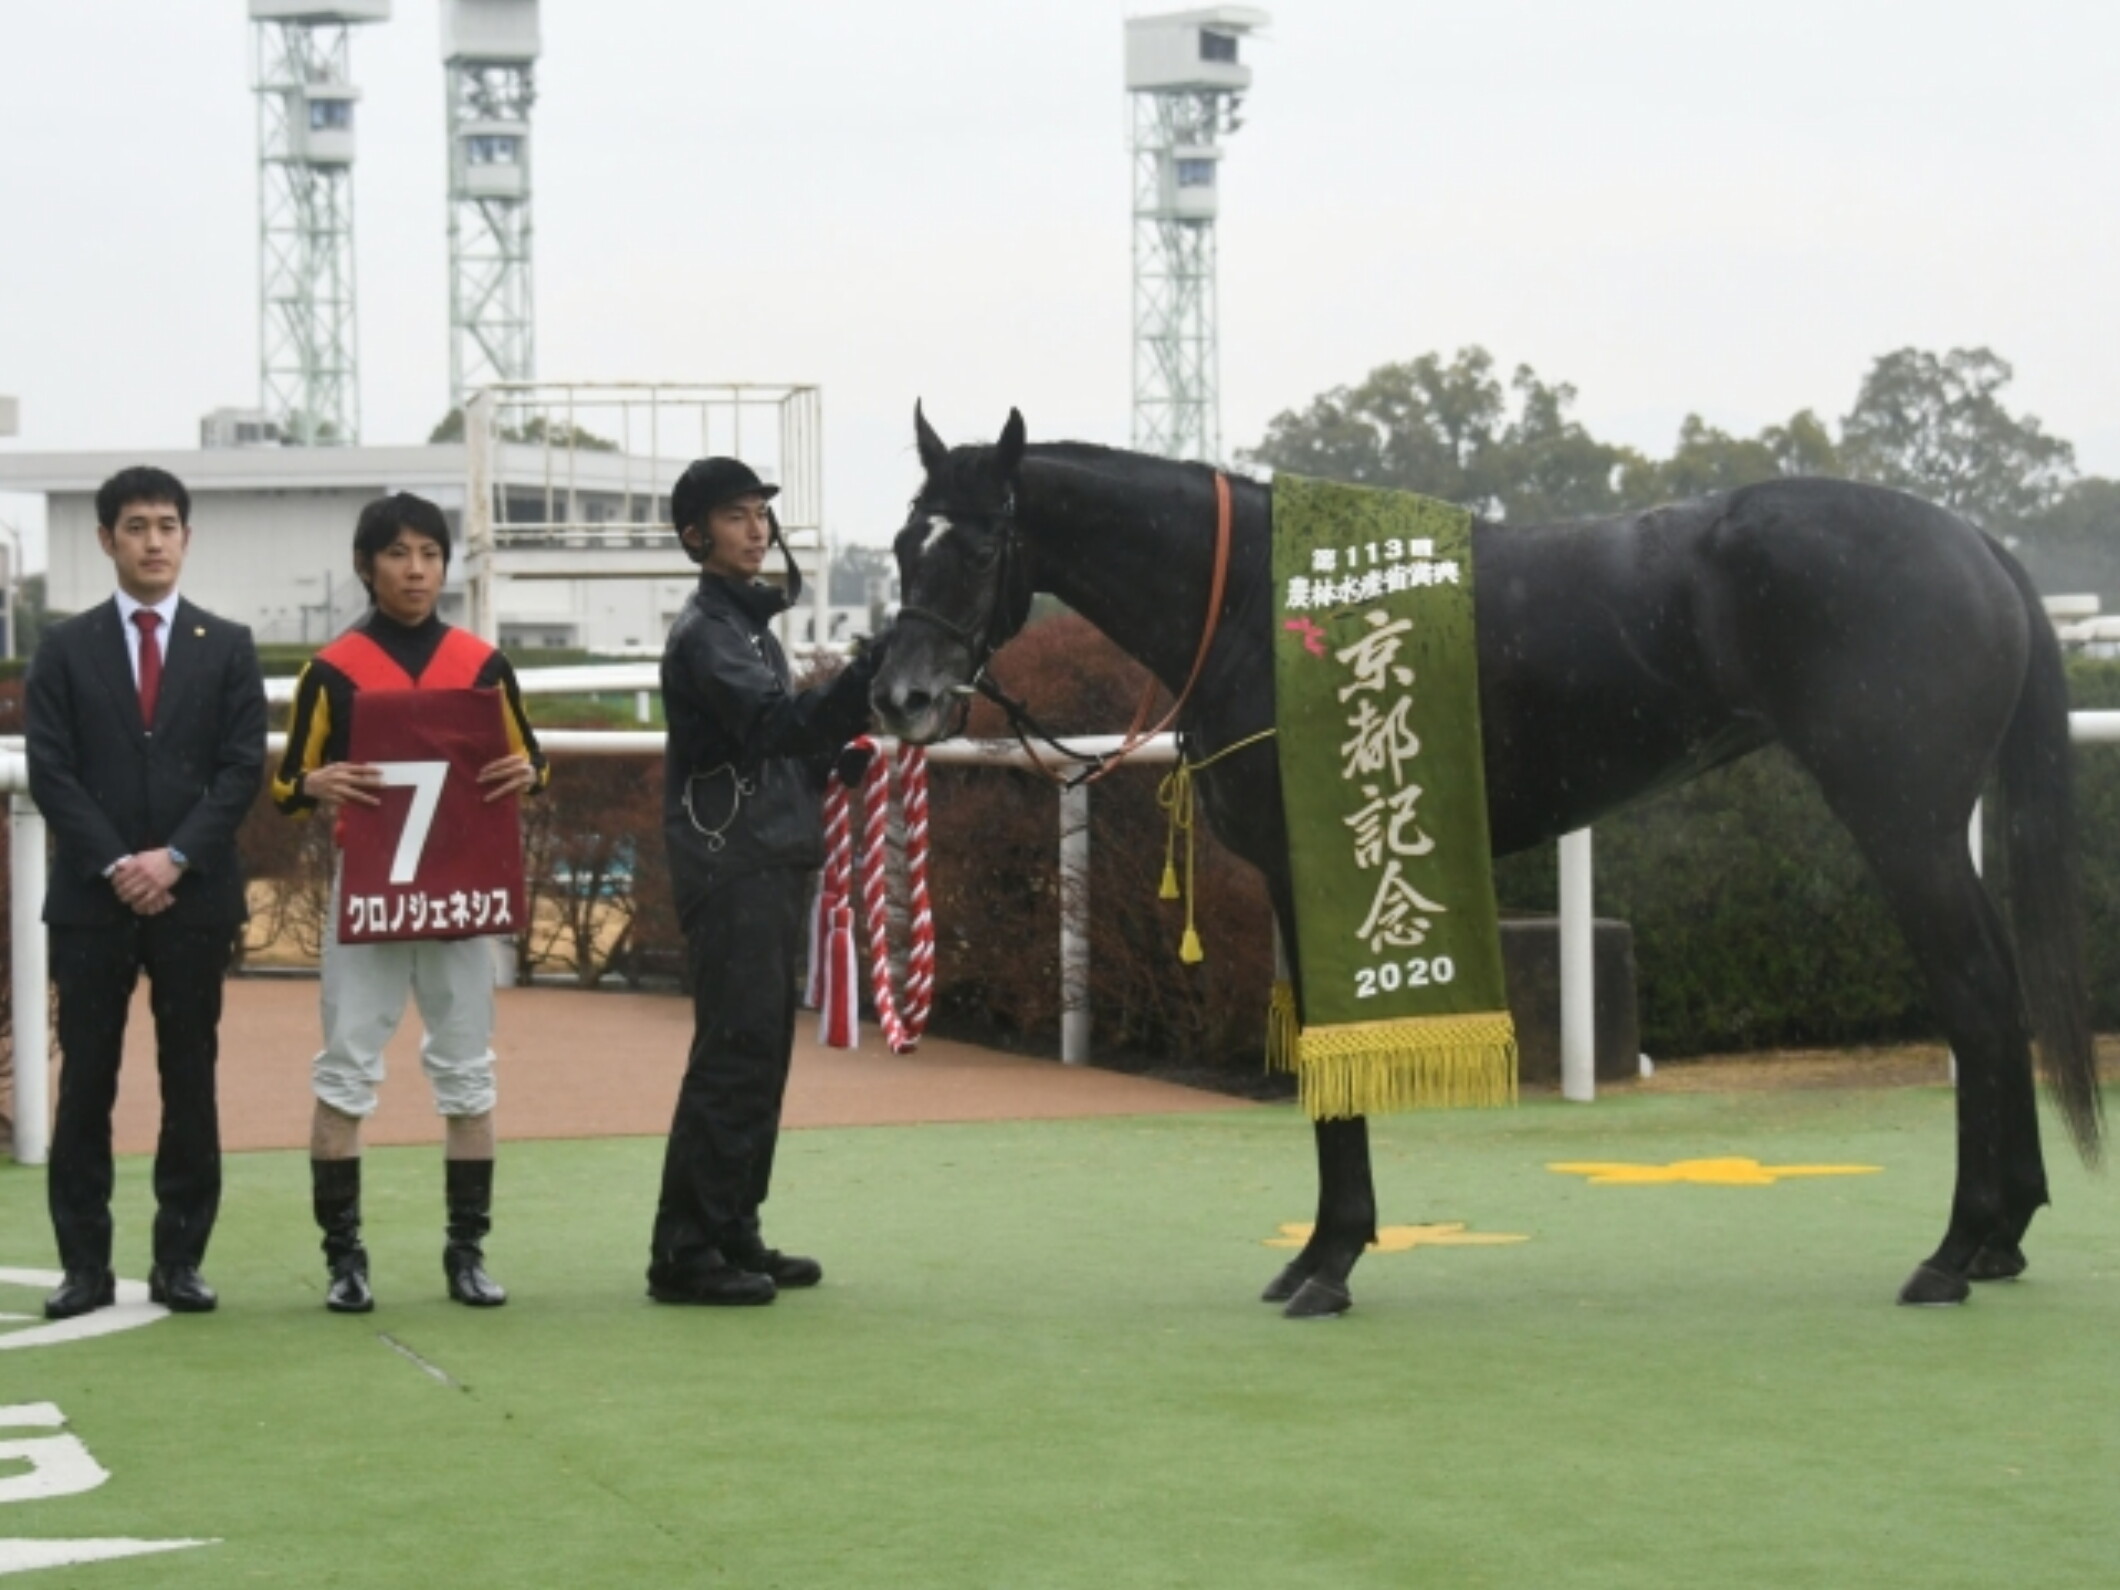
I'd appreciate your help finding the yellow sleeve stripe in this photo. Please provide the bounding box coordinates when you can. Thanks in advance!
[271,663,335,814]
[499,680,550,791]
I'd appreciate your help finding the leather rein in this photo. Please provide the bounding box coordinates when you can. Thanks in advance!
[894,470,1235,790]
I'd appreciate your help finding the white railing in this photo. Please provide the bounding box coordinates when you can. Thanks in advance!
[12,707,2120,1163]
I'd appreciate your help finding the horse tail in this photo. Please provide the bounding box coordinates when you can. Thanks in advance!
[1993,543,2102,1164]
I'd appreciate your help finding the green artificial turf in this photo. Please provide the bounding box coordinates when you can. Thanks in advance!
[2,1085,2116,1587]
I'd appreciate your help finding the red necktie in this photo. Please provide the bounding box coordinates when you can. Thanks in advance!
[133,609,163,728]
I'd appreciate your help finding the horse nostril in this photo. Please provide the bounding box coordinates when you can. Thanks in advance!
[899,687,933,719]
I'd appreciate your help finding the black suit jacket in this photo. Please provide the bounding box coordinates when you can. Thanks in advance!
[26,596,268,928]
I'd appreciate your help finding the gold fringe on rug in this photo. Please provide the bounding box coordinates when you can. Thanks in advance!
[1267,984,1517,1121]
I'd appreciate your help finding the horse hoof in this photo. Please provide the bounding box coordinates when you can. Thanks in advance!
[1282,1278,1351,1320]
[1968,1241,2028,1283]
[1896,1263,1971,1307]
[1260,1260,1313,1304]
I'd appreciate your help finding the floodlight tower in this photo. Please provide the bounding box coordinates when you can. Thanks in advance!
[1126,7,1267,463]
[252,1,389,446]
[442,0,540,407]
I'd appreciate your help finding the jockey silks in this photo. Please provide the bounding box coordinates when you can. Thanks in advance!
[272,612,547,942]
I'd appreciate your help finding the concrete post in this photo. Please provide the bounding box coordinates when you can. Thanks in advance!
[1060,783,1090,1065]
[1559,826,1595,1103]
[11,793,49,1164]
[464,388,499,645]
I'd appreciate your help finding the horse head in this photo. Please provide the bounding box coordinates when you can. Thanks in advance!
[872,402,1032,744]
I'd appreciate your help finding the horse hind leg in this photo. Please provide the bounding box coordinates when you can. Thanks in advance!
[1845,827,2049,1306]
[1948,871,2045,1291]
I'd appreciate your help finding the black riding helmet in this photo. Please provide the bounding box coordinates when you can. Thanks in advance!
[671,457,802,600]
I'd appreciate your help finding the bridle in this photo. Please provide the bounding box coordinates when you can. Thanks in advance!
[893,471,1235,789]
[893,489,1033,689]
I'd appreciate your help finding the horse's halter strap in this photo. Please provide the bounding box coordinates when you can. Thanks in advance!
[983,471,1235,790]
[893,491,1028,681]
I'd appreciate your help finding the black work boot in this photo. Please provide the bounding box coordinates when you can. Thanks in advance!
[312,1158,373,1314]
[443,1159,508,1308]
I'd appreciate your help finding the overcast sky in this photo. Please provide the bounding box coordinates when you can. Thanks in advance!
[2,1,2115,570]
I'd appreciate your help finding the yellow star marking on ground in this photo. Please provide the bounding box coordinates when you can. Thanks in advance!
[1266,1221,1528,1252]
[1547,1157,1882,1186]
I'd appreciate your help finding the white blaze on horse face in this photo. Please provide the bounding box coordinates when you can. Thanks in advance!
[922,514,956,553]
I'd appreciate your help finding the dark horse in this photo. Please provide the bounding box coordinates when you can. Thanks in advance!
[871,405,2103,1318]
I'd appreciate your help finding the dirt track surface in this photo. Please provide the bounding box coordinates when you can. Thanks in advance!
[28,982,2120,1157]
[84,975,1250,1155]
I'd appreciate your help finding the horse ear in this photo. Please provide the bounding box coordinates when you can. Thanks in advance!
[914,400,950,479]
[996,408,1027,481]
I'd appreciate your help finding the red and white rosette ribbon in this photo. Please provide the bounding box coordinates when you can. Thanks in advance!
[808,737,934,1053]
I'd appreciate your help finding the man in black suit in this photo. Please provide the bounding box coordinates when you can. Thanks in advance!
[25,465,267,1319]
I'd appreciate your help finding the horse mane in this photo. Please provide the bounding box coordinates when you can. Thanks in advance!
[1029,441,1234,485]
[939,438,1233,488]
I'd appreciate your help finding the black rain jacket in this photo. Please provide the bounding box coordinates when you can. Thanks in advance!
[661,572,877,919]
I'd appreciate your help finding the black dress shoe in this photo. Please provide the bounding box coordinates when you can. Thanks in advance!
[44,1270,115,1320]
[148,1265,218,1314]
[646,1263,777,1307]
[727,1245,823,1289]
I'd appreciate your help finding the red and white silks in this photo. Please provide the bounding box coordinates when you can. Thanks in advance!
[807,738,934,1053]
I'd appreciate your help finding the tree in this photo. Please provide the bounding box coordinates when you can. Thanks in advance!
[1241,347,1509,507]
[1493,365,1641,522]
[1616,409,1844,507]
[830,544,898,623]
[1247,342,2081,540]
[428,408,619,452]
[1241,347,1638,522]
[12,573,50,659]
[1762,409,1842,479]
[1838,347,2074,528]
[2008,476,2120,604]
[1620,415,1773,504]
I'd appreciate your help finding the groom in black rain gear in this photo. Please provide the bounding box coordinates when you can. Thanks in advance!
[647,457,885,1306]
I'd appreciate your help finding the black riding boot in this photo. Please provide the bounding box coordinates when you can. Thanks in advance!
[444,1159,508,1308]
[312,1158,373,1314]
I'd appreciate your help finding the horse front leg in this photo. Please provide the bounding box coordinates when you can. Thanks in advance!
[1252,881,1376,1317]
[1260,1116,1377,1319]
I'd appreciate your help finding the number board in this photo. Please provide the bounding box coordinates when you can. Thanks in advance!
[335,687,527,944]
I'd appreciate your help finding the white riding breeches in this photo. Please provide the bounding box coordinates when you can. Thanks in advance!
[313,878,500,1120]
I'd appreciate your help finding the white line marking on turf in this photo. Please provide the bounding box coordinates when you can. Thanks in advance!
[0,1269,167,1352]
[0,1538,216,1575]
[0,1405,106,1504]
[379,1334,464,1390]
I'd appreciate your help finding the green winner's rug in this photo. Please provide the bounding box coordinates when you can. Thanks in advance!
[1267,474,1516,1119]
